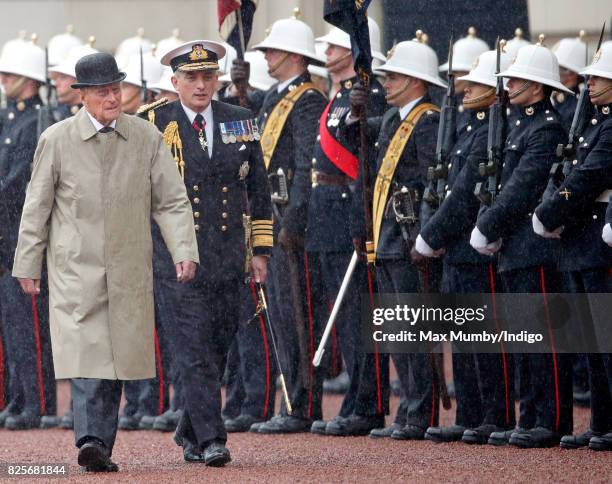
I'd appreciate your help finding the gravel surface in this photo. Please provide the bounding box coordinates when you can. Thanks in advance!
[0,382,607,483]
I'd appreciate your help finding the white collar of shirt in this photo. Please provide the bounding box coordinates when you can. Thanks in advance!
[181,102,214,156]
[277,75,299,94]
[86,110,117,132]
[399,96,424,121]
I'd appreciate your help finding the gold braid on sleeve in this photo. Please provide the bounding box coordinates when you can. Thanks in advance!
[162,121,185,179]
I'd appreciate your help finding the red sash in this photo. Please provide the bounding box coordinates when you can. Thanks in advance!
[318,101,359,180]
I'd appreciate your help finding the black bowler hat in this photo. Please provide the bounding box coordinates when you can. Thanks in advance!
[71,52,127,89]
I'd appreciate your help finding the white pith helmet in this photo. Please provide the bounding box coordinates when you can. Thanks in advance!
[316,17,386,62]
[439,27,489,72]
[48,25,83,66]
[1,30,28,60]
[219,50,277,91]
[253,8,323,64]
[115,27,153,69]
[553,31,588,74]
[0,33,46,83]
[149,66,177,93]
[156,28,184,60]
[377,31,447,88]
[458,47,512,88]
[49,36,98,78]
[580,40,612,80]
[122,51,163,88]
[497,35,574,94]
[504,28,530,58]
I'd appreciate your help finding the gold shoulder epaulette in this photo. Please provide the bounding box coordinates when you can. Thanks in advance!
[137,97,168,123]
[162,121,185,179]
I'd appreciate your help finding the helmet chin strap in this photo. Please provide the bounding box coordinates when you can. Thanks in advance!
[508,80,532,99]
[268,52,290,76]
[5,76,26,99]
[590,82,612,99]
[463,87,496,109]
[385,78,411,103]
[325,50,351,70]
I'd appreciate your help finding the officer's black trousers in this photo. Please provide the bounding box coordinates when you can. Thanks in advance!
[0,272,55,417]
[72,378,122,454]
[564,268,612,434]
[223,280,276,421]
[442,262,516,429]
[355,258,439,428]
[500,265,573,434]
[171,276,241,447]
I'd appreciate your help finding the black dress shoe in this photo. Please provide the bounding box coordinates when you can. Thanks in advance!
[257,415,312,434]
[203,441,231,467]
[425,425,466,443]
[462,425,507,445]
[560,429,602,449]
[310,419,328,435]
[391,424,426,440]
[488,427,525,446]
[225,414,263,433]
[118,413,142,430]
[323,371,350,394]
[589,432,612,451]
[509,427,563,448]
[40,415,60,429]
[183,441,206,462]
[60,411,73,429]
[153,409,181,432]
[78,440,118,472]
[326,415,385,436]
[138,415,157,430]
[370,422,403,439]
[5,413,41,430]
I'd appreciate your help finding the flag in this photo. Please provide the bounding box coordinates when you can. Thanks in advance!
[218,0,258,58]
[323,0,373,82]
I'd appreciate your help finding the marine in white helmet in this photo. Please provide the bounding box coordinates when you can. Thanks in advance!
[120,49,162,113]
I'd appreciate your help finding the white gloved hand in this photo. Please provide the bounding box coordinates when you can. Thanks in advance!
[415,234,442,257]
[470,226,501,256]
[602,223,612,247]
[532,213,563,239]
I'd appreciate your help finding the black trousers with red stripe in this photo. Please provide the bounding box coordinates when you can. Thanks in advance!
[564,268,612,434]
[500,265,573,434]
[442,262,516,429]
[0,291,8,410]
[223,281,276,421]
[0,271,55,418]
[354,258,439,428]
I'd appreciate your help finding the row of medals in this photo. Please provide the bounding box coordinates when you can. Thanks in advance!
[220,119,261,144]
[328,106,350,128]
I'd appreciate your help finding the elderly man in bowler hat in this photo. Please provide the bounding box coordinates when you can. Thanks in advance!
[11,52,199,472]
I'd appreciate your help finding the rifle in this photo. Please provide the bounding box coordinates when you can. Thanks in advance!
[422,35,456,222]
[475,38,508,206]
[139,46,148,104]
[550,23,606,187]
[36,46,56,139]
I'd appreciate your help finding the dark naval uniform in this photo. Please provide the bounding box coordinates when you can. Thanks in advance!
[0,95,56,429]
[344,95,442,438]
[255,72,328,433]
[535,102,612,448]
[305,77,388,435]
[143,98,273,450]
[475,100,573,446]
[420,109,516,443]
[552,89,579,133]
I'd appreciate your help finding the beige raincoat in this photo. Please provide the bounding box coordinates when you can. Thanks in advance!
[12,109,198,380]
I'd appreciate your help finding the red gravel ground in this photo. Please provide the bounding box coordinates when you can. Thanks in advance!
[0,381,608,483]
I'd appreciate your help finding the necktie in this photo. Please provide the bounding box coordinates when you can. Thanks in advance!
[99,126,114,133]
[193,113,208,152]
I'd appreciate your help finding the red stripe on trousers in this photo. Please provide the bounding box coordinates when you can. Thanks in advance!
[539,266,560,431]
[31,295,46,415]
[249,281,271,418]
[366,270,383,414]
[153,327,165,415]
[304,253,315,418]
[489,263,511,425]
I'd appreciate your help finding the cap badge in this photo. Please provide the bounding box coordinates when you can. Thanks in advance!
[189,45,208,61]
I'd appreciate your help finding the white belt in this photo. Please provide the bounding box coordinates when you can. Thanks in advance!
[596,189,612,203]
